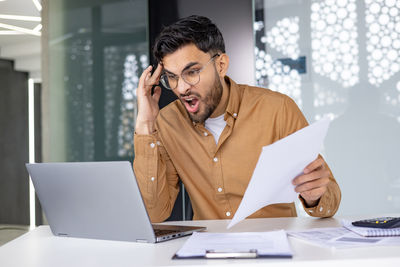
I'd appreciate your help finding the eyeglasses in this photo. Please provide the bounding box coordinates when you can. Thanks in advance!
[160,53,220,90]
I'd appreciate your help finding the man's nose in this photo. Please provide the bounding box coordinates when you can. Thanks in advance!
[175,76,191,95]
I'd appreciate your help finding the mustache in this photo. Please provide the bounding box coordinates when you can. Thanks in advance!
[179,91,202,98]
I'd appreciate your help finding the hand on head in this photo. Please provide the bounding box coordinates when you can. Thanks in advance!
[135,63,163,135]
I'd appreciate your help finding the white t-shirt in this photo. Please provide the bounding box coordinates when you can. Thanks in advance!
[204,114,227,145]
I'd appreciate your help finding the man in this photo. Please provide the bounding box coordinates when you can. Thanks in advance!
[134,15,341,222]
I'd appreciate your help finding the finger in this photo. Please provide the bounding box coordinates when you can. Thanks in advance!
[152,86,162,103]
[304,157,325,174]
[138,66,154,94]
[145,64,163,86]
[152,63,163,78]
[139,66,153,85]
[293,168,330,185]
[295,176,330,193]
[300,186,327,202]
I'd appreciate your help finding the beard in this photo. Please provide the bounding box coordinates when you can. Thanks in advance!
[183,73,223,124]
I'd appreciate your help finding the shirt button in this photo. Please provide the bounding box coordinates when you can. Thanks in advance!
[319,206,323,212]
[150,177,155,181]
[156,141,161,146]
[204,132,208,136]
[150,143,155,148]
[217,187,222,192]
[233,113,237,118]
[226,211,231,217]
[213,157,218,162]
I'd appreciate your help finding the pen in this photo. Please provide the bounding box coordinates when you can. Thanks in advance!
[205,249,258,259]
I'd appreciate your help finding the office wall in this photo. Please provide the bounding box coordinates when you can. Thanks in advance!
[178,0,255,86]
[43,0,148,162]
[257,0,400,215]
[0,59,29,224]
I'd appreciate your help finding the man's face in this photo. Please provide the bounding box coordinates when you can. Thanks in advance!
[162,44,223,123]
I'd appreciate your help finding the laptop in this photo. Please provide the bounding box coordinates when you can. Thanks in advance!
[26,161,205,243]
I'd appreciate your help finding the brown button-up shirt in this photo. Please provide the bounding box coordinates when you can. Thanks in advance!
[134,77,341,222]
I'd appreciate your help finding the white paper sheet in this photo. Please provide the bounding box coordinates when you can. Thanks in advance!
[175,230,292,258]
[227,118,331,229]
[288,227,400,249]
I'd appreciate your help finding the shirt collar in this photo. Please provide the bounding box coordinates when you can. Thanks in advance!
[223,76,241,121]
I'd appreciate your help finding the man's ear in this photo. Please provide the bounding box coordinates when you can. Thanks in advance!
[216,53,229,78]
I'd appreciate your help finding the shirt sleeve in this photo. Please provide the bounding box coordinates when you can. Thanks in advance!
[280,96,342,217]
[133,131,180,223]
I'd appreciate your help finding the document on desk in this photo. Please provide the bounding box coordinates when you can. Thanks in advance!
[288,227,400,249]
[174,230,293,259]
[228,118,331,229]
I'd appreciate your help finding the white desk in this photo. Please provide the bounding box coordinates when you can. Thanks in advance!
[0,217,399,267]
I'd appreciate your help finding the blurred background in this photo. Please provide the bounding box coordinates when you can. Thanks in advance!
[1,0,399,243]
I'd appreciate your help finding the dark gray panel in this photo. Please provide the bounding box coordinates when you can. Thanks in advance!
[34,83,43,225]
[0,59,30,225]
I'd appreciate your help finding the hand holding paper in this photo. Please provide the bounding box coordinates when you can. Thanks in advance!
[227,118,331,229]
[293,156,331,207]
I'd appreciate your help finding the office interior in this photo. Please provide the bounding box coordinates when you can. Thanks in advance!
[1,0,400,246]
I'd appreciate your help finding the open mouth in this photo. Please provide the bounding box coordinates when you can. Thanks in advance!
[182,96,200,113]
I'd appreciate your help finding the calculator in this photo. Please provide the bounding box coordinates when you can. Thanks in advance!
[352,217,400,229]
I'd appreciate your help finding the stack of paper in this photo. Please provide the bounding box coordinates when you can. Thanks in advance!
[289,226,400,249]
[175,230,293,259]
[342,220,400,237]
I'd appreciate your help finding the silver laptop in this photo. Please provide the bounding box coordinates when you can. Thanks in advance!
[26,161,205,243]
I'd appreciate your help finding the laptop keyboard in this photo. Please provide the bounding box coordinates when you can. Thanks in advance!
[154,228,180,236]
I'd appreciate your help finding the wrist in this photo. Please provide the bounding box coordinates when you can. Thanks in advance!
[303,197,320,208]
[135,120,156,135]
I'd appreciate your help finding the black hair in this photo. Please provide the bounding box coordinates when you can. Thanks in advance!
[153,15,225,62]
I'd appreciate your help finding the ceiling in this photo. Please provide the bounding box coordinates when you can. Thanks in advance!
[0,0,41,44]
[0,0,41,79]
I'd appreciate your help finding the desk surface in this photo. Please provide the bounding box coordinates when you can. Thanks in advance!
[0,217,399,267]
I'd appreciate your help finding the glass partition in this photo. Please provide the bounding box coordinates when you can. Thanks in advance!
[47,0,148,162]
[254,0,400,216]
